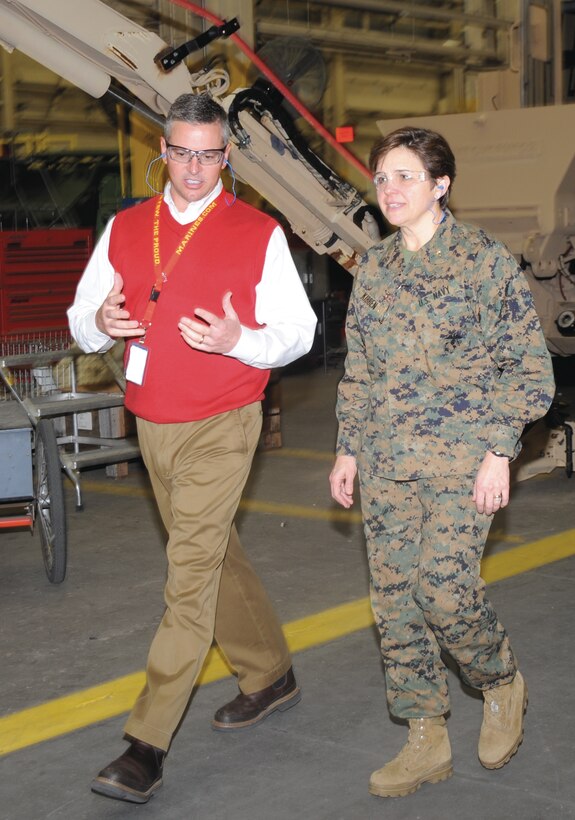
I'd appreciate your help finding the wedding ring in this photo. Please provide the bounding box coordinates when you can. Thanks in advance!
[494,494,502,499]
[199,335,204,344]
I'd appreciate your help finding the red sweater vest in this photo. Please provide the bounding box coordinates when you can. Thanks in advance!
[109,192,275,422]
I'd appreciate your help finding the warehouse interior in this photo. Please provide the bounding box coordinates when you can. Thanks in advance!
[1,1,574,818]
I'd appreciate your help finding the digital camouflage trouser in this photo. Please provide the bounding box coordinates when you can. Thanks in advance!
[359,473,516,719]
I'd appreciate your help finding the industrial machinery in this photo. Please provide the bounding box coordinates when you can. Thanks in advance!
[0,0,572,496]
[378,107,575,358]
[1,0,572,355]
[2,0,573,349]
[0,0,379,277]
[0,0,383,582]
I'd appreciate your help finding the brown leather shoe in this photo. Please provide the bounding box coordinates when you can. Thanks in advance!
[212,667,301,730]
[91,740,165,803]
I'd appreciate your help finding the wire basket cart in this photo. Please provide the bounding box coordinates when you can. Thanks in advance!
[0,331,140,583]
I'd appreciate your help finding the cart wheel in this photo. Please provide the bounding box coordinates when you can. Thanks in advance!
[35,419,67,583]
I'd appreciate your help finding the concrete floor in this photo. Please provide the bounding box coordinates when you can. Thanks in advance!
[1,363,574,820]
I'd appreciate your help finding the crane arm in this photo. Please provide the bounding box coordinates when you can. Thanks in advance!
[0,0,378,274]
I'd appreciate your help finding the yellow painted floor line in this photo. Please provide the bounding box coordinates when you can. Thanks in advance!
[265,447,335,462]
[80,480,364,523]
[1,527,574,758]
[77,480,540,537]
[80,481,152,499]
[481,527,575,582]
[240,498,363,523]
[79,480,533,539]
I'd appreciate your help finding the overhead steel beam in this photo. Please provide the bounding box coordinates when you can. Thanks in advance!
[256,20,506,67]
[261,0,514,31]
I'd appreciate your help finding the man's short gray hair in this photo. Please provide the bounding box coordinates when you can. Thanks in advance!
[164,93,230,144]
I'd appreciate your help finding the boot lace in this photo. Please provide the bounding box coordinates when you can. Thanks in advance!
[484,688,509,728]
[395,719,431,765]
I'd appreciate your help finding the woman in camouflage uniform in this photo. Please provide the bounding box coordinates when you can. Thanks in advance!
[329,127,555,799]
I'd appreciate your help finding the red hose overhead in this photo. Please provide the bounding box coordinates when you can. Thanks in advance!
[166,0,372,181]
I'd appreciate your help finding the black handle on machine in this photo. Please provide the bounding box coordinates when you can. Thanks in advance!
[155,18,240,72]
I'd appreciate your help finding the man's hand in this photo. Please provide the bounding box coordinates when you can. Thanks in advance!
[329,455,358,509]
[95,272,146,339]
[178,291,242,354]
[473,450,510,515]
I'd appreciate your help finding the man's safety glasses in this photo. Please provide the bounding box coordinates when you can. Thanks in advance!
[165,144,226,165]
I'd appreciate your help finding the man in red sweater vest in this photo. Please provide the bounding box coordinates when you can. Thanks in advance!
[68,93,317,804]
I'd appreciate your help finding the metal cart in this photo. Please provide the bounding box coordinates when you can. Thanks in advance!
[0,332,140,583]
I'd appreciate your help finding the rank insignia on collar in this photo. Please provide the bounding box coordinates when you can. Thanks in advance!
[361,292,378,310]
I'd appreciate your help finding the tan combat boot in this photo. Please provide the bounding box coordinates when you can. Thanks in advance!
[369,716,453,798]
[478,671,528,769]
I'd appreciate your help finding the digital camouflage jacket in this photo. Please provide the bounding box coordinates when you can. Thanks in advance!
[336,210,556,480]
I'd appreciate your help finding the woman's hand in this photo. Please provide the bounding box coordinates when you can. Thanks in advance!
[473,451,510,515]
[330,455,358,509]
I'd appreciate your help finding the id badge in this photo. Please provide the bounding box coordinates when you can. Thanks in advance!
[125,342,149,386]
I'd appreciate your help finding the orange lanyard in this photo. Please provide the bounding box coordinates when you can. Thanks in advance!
[139,195,219,331]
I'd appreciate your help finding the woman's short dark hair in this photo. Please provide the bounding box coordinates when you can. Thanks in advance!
[369,127,456,208]
[165,92,230,144]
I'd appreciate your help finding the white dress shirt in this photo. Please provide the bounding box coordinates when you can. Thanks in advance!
[68,180,317,369]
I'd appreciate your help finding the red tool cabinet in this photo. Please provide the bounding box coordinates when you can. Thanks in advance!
[0,229,92,335]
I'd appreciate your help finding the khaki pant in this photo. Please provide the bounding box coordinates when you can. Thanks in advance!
[124,403,291,750]
[359,473,516,719]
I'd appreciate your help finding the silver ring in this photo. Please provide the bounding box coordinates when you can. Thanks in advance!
[199,335,204,344]
[494,494,502,499]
